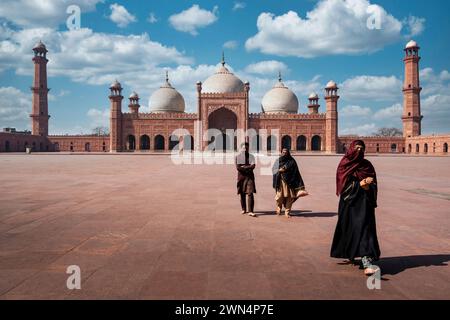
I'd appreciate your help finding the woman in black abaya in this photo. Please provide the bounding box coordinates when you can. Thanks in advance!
[330,140,381,276]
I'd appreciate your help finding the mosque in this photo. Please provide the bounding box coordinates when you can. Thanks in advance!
[0,40,448,155]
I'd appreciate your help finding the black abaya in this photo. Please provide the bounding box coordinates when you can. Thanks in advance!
[330,175,381,260]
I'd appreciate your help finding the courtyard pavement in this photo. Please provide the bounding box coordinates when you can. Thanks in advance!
[0,153,449,299]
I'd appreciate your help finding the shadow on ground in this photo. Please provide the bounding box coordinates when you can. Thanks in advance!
[254,210,337,218]
[378,254,450,276]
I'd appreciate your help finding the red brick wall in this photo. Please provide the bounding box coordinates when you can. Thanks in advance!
[0,132,54,152]
[48,135,110,152]
[338,136,406,154]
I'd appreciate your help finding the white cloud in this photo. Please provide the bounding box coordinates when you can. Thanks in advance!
[373,103,402,120]
[340,105,371,117]
[109,3,137,28]
[0,27,192,84]
[169,4,218,36]
[147,12,158,24]
[340,75,402,101]
[404,15,425,37]
[0,86,31,130]
[0,0,102,28]
[244,60,289,76]
[421,94,450,134]
[223,40,238,49]
[340,123,378,136]
[245,0,410,58]
[87,108,109,128]
[232,2,246,11]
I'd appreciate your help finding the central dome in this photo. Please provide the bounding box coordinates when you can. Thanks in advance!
[149,73,185,113]
[261,75,298,114]
[202,56,244,93]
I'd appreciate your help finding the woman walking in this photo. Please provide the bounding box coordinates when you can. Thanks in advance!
[330,140,381,276]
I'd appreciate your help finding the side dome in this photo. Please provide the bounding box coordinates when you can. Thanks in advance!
[405,40,418,49]
[201,55,244,93]
[261,75,298,114]
[149,73,185,113]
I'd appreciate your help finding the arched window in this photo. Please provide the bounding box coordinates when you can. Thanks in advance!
[183,135,194,151]
[140,135,150,150]
[433,143,436,153]
[311,135,321,151]
[296,135,306,151]
[424,143,428,153]
[249,134,260,152]
[416,144,419,153]
[85,142,90,152]
[39,142,43,151]
[127,135,136,150]
[102,142,106,152]
[5,141,10,152]
[281,135,292,150]
[408,144,412,153]
[267,135,276,152]
[391,144,397,153]
[444,143,448,153]
[169,135,179,150]
[155,135,165,150]
[376,143,379,153]
[70,142,73,152]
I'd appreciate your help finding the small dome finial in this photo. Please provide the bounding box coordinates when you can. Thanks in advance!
[165,70,169,83]
[221,51,225,66]
[278,70,282,82]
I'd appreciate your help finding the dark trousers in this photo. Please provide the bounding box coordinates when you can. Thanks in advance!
[240,193,254,212]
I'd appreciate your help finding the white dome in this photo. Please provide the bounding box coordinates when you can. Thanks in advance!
[110,79,121,89]
[149,78,185,113]
[309,92,318,99]
[129,91,138,99]
[261,78,298,114]
[405,40,418,49]
[326,80,337,89]
[202,64,244,93]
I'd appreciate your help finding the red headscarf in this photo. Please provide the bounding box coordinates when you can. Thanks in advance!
[336,140,377,196]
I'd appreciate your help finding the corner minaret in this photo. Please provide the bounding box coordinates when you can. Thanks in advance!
[30,41,50,136]
[325,81,339,153]
[402,40,423,137]
[109,80,123,152]
[307,92,320,114]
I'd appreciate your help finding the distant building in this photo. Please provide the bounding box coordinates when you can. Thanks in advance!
[0,40,448,155]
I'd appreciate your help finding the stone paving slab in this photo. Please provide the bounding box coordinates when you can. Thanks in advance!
[0,154,449,299]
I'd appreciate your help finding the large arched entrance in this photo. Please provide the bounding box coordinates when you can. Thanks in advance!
[127,135,136,150]
[207,107,238,151]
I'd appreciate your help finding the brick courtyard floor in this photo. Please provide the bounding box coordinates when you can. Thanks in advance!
[0,153,449,299]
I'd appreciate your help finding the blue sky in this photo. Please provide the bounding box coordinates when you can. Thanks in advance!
[0,0,449,135]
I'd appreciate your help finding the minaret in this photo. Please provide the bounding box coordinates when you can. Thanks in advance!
[325,81,339,153]
[402,40,422,137]
[109,80,123,152]
[30,41,50,136]
[128,91,140,115]
[307,92,320,114]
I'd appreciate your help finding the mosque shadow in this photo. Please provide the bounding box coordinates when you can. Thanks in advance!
[377,254,450,276]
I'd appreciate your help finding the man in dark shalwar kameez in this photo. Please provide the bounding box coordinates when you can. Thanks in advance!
[330,140,381,276]
[236,142,256,217]
[272,148,308,218]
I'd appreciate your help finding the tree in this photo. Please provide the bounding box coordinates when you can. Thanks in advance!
[92,126,109,136]
[373,127,402,137]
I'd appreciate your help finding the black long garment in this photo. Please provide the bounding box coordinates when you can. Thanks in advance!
[330,175,381,260]
[272,156,305,190]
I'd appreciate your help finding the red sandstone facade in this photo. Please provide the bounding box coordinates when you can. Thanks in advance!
[0,40,448,155]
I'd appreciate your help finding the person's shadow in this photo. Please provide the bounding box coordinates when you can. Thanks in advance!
[254,210,337,218]
[377,254,450,276]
